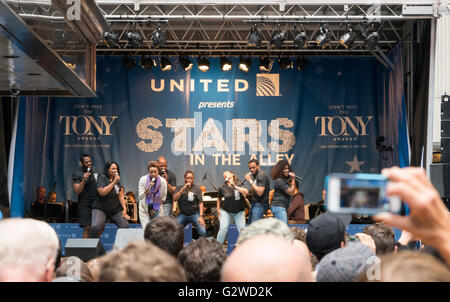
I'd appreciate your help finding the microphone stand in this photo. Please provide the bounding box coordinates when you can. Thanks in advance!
[203,174,218,191]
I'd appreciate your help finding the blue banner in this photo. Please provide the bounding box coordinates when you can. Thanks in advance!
[13,55,408,215]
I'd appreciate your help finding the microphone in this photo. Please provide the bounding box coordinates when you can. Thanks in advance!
[295,175,303,181]
[87,167,91,173]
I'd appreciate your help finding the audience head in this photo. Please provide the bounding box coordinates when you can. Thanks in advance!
[221,235,312,282]
[144,216,184,257]
[55,256,95,282]
[0,218,59,282]
[363,222,396,256]
[360,250,450,282]
[178,238,227,282]
[306,213,346,261]
[290,227,306,242]
[98,241,187,282]
[316,242,376,282]
[238,218,294,244]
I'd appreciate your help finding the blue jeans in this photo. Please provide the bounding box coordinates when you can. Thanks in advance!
[249,203,269,224]
[216,210,246,243]
[90,209,129,238]
[176,213,207,237]
[270,206,288,224]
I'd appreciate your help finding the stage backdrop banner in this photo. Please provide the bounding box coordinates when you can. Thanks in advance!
[10,55,409,217]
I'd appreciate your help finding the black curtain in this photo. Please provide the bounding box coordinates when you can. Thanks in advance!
[410,20,431,167]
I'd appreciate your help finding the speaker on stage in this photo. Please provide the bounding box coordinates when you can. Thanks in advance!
[430,163,450,199]
[65,238,105,262]
[113,228,144,250]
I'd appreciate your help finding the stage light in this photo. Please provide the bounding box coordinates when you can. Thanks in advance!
[160,56,172,71]
[340,27,356,49]
[123,55,136,70]
[278,56,292,70]
[103,32,119,48]
[259,57,273,72]
[140,55,155,70]
[295,56,309,71]
[220,57,232,72]
[270,28,286,49]
[293,30,308,49]
[248,25,261,47]
[239,57,251,72]
[198,57,210,72]
[152,26,166,47]
[365,31,379,50]
[179,56,193,71]
[316,26,330,48]
[126,31,142,48]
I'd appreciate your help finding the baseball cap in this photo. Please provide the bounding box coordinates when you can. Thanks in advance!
[306,212,346,260]
[316,242,376,282]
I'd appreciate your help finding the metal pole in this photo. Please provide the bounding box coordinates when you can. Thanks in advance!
[426,16,437,177]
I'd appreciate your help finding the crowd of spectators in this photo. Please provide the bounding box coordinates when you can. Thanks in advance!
[0,167,450,282]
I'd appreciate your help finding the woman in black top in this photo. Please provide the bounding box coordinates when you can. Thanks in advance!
[90,161,130,238]
[270,159,297,224]
[172,170,206,237]
[216,171,249,243]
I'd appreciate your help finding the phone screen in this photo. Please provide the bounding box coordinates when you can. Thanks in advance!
[340,178,387,209]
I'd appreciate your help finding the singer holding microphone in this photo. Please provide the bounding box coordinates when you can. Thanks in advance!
[172,171,207,237]
[245,159,271,223]
[90,161,130,238]
[138,161,167,228]
[270,159,297,224]
[216,171,248,244]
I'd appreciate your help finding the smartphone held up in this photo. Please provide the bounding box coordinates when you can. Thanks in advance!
[325,173,402,215]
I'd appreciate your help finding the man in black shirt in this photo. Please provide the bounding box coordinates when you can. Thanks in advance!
[72,153,99,238]
[244,159,271,224]
[158,156,177,216]
[173,171,206,237]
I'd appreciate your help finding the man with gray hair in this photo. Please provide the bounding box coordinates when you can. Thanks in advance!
[237,217,294,244]
[0,218,60,282]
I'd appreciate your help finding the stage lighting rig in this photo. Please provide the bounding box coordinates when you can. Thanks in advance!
[340,26,356,49]
[365,31,379,50]
[140,55,155,70]
[270,26,286,49]
[295,56,309,71]
[278,56,292,70]
[239,57,251,72]
[248,25,261,47]
[160,56,172,71]
[179,56,193,71]
[126,31,142,48]
[103,32,119,48]
[220,57,232,72]
[152,25,166,47]
[198,57,210,72]
[316,26,330,49]
[259,57,273,72]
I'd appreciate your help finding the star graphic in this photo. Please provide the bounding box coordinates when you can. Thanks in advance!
[345,155,366,173]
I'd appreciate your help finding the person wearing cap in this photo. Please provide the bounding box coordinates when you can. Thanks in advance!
[306,212,349,261]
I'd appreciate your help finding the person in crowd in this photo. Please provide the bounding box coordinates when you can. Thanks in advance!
[178,237,227,282]
[157,156,177,217]
[290,226,306,242]
[306,212,347,261]
[138,161,167,228]
[287,180,305,224]
[373,167,450,266]
[244,159,271,223]
[316,242,377,282]
[72,153,100,238]
[55,256,95,282]
[124,191,138,223]
[216,171,248,244]
[47,191,57,203]
[237,217,294,245]
[221,234,312,282]
[0,218,59,282]
[359,250,450,282]
[35,186,47,204]
[97,241,187,282]
[269,159,297,224]
[90,161,129,238]
[172,170,206,237]
[144,216,184,257]
[363,222,396,256]
[30,186,47,219]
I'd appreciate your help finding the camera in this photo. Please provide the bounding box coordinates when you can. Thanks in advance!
[325,173,401,215]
